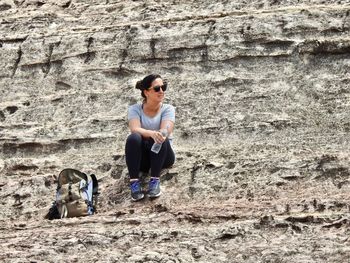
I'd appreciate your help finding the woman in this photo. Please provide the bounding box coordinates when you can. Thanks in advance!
[125,74,175,201]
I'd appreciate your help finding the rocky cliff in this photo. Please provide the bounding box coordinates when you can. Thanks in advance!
[1,0,350,262]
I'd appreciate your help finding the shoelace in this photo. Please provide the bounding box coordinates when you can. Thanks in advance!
[149,179,159,189]
[130,181,140,192]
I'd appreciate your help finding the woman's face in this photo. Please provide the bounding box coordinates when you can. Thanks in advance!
[145,78,165,103]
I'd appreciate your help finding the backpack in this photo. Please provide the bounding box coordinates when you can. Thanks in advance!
[45,168,99,220]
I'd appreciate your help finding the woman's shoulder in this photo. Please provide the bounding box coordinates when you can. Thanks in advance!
[161,104,175,120]
[128,103,143,119]
[128,103,142,111]
[162,103,175,111]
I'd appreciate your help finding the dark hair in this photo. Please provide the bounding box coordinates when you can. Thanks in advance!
[135,74,161,100]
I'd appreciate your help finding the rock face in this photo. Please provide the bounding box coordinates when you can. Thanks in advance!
[1,0,350,262]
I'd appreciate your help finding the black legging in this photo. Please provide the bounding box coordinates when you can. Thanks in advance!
[125,133,175,179]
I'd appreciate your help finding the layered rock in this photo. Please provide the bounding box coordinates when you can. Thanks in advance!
[1,1,350,262]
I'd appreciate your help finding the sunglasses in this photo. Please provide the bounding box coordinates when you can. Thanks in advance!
[148,84,167,92]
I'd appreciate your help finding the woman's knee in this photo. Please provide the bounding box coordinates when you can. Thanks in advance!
[126,132,142,146]
[155,138,170,153]
[164,138,174,152]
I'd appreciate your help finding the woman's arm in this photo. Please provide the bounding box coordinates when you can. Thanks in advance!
[129,119,165,144]
[160,120,174,134]
[160,105,175,134]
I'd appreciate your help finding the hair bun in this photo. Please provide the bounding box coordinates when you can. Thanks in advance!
[135,80,143,90]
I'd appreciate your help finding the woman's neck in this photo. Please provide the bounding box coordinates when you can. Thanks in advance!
[143,101,162,115]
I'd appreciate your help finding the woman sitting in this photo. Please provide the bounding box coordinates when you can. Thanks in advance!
[125,74,175,201]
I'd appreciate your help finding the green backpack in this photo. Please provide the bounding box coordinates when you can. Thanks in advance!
[45,169,99,220]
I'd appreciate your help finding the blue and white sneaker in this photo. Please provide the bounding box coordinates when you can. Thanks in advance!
[148,178,161,198]
[130,180,144,201]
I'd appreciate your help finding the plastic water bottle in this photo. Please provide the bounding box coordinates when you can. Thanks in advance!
[151,126,168,154]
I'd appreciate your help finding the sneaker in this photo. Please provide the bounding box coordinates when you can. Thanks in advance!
[130,180,144,201]
[148,178,161,198]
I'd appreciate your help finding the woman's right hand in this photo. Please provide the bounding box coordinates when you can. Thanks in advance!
[151,130,165,144]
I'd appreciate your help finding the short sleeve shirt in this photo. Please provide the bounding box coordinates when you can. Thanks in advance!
[128,103,175,142]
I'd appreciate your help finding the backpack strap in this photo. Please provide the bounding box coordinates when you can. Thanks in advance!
[57,169,88,189]
[90,174,98,195]
[60,204,68,218]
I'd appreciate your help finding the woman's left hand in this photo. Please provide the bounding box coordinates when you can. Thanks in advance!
[151,130,165,144]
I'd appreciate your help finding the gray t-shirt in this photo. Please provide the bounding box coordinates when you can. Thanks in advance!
[128,103,175,141]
